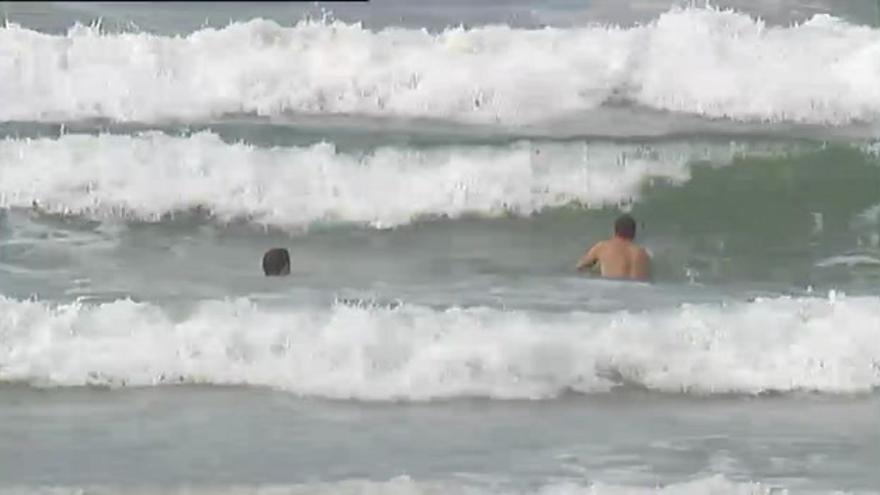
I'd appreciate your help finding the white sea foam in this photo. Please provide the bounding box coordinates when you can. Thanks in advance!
[855,202,880,225]
[0,132,747,227]
[815,254,880,267]
[0,293,878,399]
[1,7,879,125]
[0,475,854,495]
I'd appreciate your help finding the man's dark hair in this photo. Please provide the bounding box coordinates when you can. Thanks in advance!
[614,214,637,240]
[262,248,290,276]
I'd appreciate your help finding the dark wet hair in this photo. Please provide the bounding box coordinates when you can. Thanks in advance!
[614,214,637,240]
[262,248,290,276]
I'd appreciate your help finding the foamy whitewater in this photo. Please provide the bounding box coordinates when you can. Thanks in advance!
[2,132,796,227]
[1,293,879,398]
[2,7,880,125]
[0,475,833,495]
[1,1,879,493]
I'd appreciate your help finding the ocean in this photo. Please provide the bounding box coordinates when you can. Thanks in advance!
[0,1,879,493]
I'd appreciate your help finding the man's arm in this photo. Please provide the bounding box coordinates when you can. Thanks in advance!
[575,242,602,271]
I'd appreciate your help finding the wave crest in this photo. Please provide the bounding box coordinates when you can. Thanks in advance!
[1,294,878,399]
[0,132,724,228]
[2,8,879,124]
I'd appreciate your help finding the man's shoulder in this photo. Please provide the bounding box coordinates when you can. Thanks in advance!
[619,241,648,257]
[591,240,611,252]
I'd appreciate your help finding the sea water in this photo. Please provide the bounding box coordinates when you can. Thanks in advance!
[1,1,879,493]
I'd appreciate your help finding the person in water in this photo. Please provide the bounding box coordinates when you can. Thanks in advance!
[262,248,291,276]
[575,214,651,280]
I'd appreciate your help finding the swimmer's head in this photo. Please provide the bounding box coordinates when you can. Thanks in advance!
[262,248,290,276]
[613,214,636,240]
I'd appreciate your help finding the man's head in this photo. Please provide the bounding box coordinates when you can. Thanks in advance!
[613,214,637,240]
[262,248,290,276]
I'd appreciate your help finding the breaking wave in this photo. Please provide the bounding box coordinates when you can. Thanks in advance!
[1,293,878,399]
[2,7,879,125]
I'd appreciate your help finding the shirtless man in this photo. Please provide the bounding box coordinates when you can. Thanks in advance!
[575,214,650,281]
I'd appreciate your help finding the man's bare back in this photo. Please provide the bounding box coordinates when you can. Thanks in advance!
[575,214,651,281]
